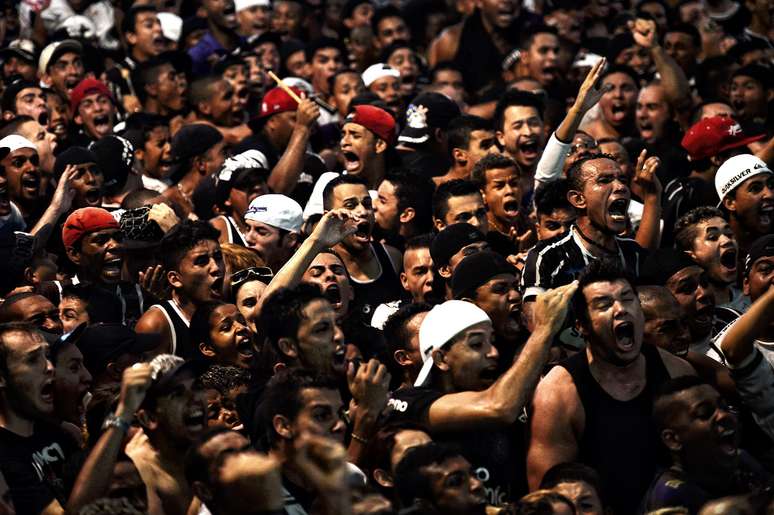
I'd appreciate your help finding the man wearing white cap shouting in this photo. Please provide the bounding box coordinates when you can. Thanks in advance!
[715,154,774,263]
[387,282,576,506]
[0,135,45,225]
[235,0,271,38]
[244,193,303,272]
[362,63,403,114]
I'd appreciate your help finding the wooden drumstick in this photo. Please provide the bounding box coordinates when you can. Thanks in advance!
[267,70,337,114]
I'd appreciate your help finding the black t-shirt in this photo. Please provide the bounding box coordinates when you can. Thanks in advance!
[521,226,647,300]
[0,423,77,514]
[387,387,527,506]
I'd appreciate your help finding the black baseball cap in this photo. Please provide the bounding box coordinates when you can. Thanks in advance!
[451,251,516,299]
[76,323,161,377]
[430,223,486,267]
[745,234,774,276]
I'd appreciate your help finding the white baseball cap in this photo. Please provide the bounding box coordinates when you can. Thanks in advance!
[414,300,491,387]
[362,63,400,88]
[0,135,37,154]
[235,0,271,11]
[38,39,83,76]
[244,194,303,233]
[715,154,773,207]
[157,12,182,43]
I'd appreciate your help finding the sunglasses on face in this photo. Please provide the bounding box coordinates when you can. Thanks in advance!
[230,266,274,295]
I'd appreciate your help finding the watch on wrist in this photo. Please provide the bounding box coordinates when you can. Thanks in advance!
[102,413,131,433]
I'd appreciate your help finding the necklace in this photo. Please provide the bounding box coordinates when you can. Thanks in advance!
[574,225,618,255]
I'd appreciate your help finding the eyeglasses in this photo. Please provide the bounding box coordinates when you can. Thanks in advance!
[230,266,274,296]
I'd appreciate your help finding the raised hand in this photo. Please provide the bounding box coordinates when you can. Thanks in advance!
[347,358,390,413]
[533,281,578,335]
[573,56,608,114]
[296,98,321,129]
[293,433,349,496]
[138,264,171,301]
[631,149,662,201]
[116,363,153,420]
[51,165,78,213]
[147,203,179,233]
[312,208,358,248]
[628,18,658,49]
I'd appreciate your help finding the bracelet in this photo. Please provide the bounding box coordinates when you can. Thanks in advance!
[350,432,369,445]
[102,413,131,434]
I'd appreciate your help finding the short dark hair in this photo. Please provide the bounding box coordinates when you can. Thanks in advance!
[190,301,228,356]
[383,170,435,233]
[382,301,432,357]
[470,153,520,188]
[394,442,463,508]
[60,283,123,325]
[518,24,559,51]
[653,375,709,432]
[188,76,222,112]
[361,421,429,479]
[200,364,251,393]
[371,4,405,34]
[572,259,637,325]
[322,175,369,211]
[535,179,572,217]
[539,462,607,506]
[446,114,491,157]
[0,292,43,323]
[255,368,339,448]
[514,491,576,514]
[159,220,221,272]
[665,23,701,48]
[674,206,726,252]
[432,179,480,222]
[258,283,326,358]
[405,232,433,251]
[430,61,464,84]
[566,153,618,192]
[122,4,157,35]
[601,64,639,88]
[305,37,346,63]
[494,89,544,132]
[0,115,35,139]
[133,56,174,103]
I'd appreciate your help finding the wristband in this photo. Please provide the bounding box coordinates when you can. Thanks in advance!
[101,413,131,434]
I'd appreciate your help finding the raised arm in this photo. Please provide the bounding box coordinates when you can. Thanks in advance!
[631,149,662,250]
[66,364,153,514]
[31,165,76,250]
[266,98,320,194]
[630,18,689,103]
[721,286,774,366]
[535,58,608,186]
[260,209,356,302]
[426,281,578,431]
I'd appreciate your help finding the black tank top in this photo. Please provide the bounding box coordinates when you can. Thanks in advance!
[151,300,194,360]
[223,216,248,247]
[350,243,404,322]
[560,345,670,514]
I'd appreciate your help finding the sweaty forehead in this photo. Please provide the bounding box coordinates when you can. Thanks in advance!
[582,279,633,298]
[333,183,369,202]
[14,295,56,315]
[581,157,622,178]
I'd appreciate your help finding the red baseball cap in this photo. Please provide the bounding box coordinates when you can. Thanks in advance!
[62,207,119,248]
[345,104,396,144]
[70,78,114,116]
[681,116,765,161]
[248,86,302,131]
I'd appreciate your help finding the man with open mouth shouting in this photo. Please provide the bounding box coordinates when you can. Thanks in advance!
[136,221,225,360]
[528,260,696,515]
[0,134,45,225]
[70,79,117,147]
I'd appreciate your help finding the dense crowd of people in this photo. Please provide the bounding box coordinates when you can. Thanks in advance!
[0,0,772,513]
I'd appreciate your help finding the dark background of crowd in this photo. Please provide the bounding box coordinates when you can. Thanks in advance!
[0,0,773,513]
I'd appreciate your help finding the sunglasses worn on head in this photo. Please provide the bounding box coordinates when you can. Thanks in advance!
[230,266,273,296]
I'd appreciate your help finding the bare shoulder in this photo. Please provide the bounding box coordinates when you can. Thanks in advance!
[533,365,581,416]
[427,23,463,66]
[135,306,169,333]
[657,348,697,377]
[384,244,403,274]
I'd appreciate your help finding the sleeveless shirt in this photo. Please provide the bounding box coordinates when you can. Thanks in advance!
[150,300,193,360]
[350,243,404,321]
[560,344,671,514]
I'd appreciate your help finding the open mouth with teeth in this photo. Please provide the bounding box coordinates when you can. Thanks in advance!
[183,408,207,431]
[210,277,224,299]
[92,114,112,134]
[613,321,635,351]
[153,36,166,48]
[41,380,54,405]
[352,221,371,243]
[610,103,629,122]
[236,334,254,360]
[694,304,714,328]
[719,248,737,271]
[759,204,774,227]
[519,140,539,159]
[608,198,629,223]
[102,256,123,277]
[502,199,520,217]
[717,426,738,456]
[332,346,347,371]
[342,151,361,173]
[324,284,342,306]
[638,120,654,138]
[541,66,557,81]
[84,187,102,206]
[480,365,499,383]
[21,173,40,196]
[37,112,49,126]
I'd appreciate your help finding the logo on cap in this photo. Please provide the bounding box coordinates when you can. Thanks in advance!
[727,123,742,136]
